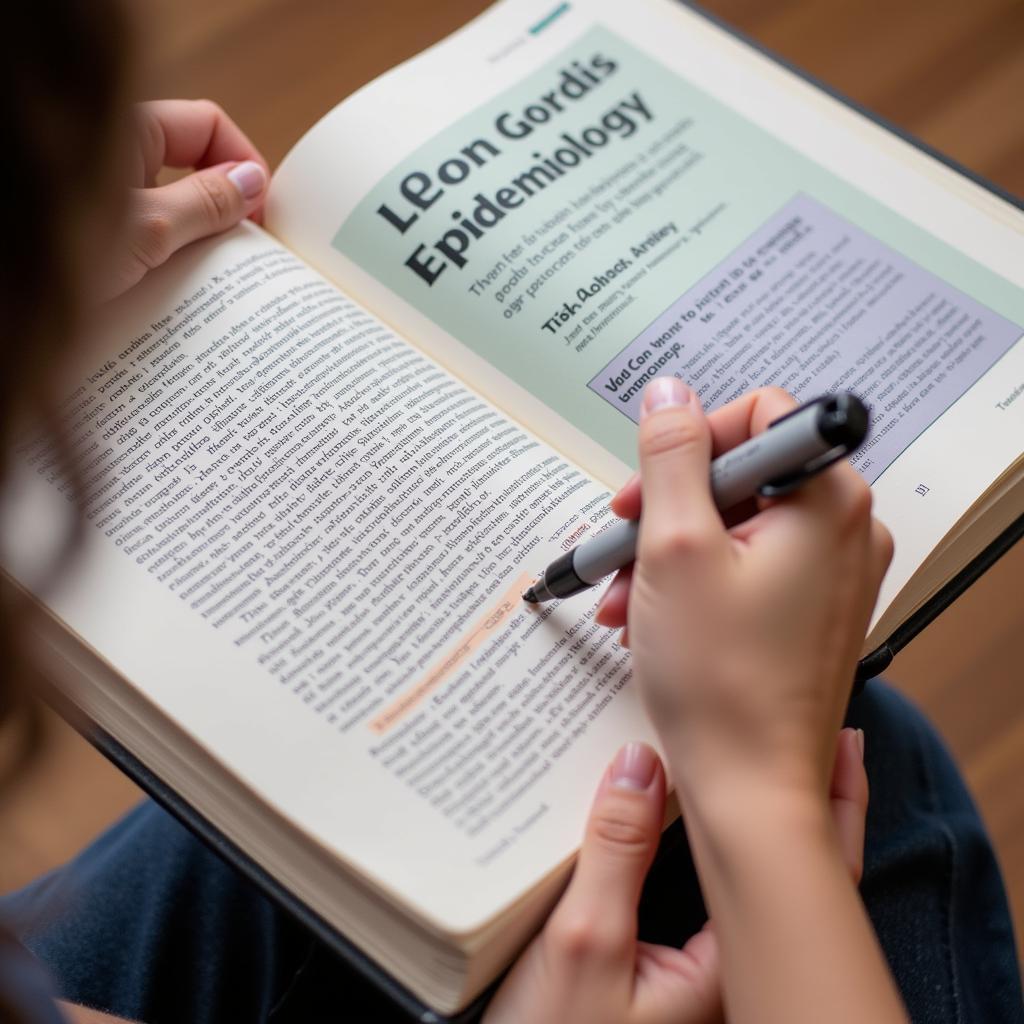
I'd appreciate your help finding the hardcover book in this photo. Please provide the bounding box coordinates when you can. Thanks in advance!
[3,0,1022,1015]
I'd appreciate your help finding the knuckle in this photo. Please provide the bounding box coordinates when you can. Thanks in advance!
[839,473,873,527]
[750,385,796,414]
[193,97,224,121]
[851,479,874,519]
[131,209,174,269]
[588,804,651,854]
[549,913,594,959]
[136,106,164,167]
[639,414,704,460]
[549,911,623,962]
[761,385,796,405]
[645,523,713,562]
[192,173,234,227]
[874,520,895,563]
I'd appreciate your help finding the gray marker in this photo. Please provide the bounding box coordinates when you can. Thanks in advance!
[522,392,869,604]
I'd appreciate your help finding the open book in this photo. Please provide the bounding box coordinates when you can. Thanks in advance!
[3,0,1022,1014]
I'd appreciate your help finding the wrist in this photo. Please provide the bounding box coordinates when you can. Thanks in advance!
[682,777,847,923]
[666,749,836,861]
[662,725,827,804]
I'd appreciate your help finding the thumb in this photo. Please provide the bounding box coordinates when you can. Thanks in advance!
[550,743,665,959]
[130,160,267,272]
[635,378,721,565]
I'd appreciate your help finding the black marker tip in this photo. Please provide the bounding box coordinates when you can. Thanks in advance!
[522,586,538,604]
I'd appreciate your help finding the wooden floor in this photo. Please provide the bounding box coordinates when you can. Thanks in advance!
[3,0,1022,973]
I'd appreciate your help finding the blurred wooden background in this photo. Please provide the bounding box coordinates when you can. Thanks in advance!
[3,0,1022,970]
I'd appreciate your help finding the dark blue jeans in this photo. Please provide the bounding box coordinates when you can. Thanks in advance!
[4,681,1023,1022]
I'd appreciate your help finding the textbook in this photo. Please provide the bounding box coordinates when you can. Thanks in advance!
[3,0,1023,1015]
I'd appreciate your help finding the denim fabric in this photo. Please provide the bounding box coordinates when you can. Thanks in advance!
[637,681,1024,1023]
[3,680,1022,1023]
[851,681,1023,1022]
[0,932,66,1024]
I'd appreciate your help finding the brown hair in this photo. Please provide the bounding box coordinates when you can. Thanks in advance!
[0,0,132,724]
[1,1,133,1016]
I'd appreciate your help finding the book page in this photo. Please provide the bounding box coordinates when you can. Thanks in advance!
[267,0,1024,630]
[2,223,658,935]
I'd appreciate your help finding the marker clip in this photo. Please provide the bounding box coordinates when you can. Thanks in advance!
[758,445,850,498]
[756,393,867,498]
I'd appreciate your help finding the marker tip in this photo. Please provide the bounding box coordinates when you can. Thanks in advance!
[522,586,538,604]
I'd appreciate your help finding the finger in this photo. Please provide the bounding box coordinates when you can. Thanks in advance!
[550,743,665,961]
[677,923,720,989]
[846,517,894,631]
[635,378,723,564]
[128,162,268,272]
[635,924,722,1023]
[613,389,796,526]
[610,473,641,520]
[830,727,868,883]
[616,387,832,550]
[709,389,797,524]
[792,463,875,553]
[705,386,798,458]
[738,457,873,554]
[868,518,894,593]
[594,565,632,627]
[135,99,267,184]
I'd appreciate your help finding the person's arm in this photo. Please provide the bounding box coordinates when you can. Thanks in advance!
[596,378,906,1024]
[685,784,899,1024]
[485,726,870,1024]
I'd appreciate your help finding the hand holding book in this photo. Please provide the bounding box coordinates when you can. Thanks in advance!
[104,100,269,301]
[484,732,872,1024]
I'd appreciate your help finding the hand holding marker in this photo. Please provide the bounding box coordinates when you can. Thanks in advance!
[523,392,870,604]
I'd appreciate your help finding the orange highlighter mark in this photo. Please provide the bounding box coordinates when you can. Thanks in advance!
[369,572,533,735]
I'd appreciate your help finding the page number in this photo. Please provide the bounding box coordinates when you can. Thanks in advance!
[915,483,930,496]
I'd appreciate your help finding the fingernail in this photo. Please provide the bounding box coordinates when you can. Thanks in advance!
[641,377,690,417]
[855,728,865,761]
[610,742,657,790]
[227,161,267,201]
